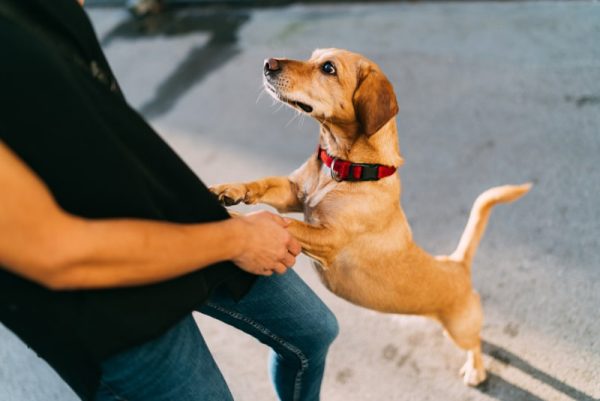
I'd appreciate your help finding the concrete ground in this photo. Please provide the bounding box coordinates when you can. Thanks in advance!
[1,1,599,400]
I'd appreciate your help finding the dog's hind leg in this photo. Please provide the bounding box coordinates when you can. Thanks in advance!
[439,291,487,386]
[460,344,486,387]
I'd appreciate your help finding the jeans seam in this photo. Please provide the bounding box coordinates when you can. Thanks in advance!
[205,302,309,401]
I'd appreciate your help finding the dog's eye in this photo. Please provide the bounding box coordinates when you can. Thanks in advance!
[321,61,336,75]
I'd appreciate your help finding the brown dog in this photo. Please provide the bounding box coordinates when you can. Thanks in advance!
[210,48,531,386]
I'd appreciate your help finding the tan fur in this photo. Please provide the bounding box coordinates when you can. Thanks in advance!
[210,49,531,386]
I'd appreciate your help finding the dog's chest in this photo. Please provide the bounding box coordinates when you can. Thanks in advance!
[302,165,338,215]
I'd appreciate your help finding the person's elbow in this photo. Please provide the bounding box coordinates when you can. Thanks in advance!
[36,220,88,290]
[33,246,78,291]
[1,216,86,291]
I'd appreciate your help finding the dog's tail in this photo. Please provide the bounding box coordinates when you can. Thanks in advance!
[450,183,532,268]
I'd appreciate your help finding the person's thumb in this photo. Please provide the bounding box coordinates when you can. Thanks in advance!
[265,211,288,227]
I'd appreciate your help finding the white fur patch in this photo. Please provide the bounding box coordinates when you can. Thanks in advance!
[306,165,338,209]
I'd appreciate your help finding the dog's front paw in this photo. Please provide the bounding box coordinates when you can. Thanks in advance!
[209,183,255,206]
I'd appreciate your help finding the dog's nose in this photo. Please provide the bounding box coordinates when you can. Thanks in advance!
[264,58,281,76]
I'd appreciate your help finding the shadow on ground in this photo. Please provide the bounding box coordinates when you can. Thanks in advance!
[480,341,597,401]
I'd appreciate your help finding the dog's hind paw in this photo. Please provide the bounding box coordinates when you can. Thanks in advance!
[460,360,487,386]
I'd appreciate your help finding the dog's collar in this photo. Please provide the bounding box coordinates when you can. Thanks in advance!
[318,147,397,182]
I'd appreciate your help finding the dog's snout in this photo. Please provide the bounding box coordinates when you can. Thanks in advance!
[264,58,281,76]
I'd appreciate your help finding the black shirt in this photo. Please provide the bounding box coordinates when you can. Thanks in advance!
[0,0,255,399]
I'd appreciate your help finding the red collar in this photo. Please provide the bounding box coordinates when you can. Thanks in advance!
[318,147,397,182]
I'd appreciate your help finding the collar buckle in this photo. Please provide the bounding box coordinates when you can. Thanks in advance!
[330,158,343,182]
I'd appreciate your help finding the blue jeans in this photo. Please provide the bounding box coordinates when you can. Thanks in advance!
[94,270,338,401]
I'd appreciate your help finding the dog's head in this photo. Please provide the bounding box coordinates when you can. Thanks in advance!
[263,48,399,137]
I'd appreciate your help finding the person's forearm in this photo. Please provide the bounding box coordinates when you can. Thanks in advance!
[37,215,246,290]
[0,140,256,290]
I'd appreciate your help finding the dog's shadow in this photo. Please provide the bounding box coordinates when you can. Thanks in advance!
[478,341,596,401]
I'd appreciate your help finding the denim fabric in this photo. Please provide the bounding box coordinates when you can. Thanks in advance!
[95,269,338,401]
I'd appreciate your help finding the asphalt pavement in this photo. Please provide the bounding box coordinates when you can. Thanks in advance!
[1,1,599,400]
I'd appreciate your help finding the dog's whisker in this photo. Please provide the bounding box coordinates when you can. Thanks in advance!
[299,114,307,127]
[285,110,303,128]
[284,115,296,128]
[256,89,269,104]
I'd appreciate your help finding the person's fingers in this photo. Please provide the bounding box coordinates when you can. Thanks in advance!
[287,237,302,256]
[272,263,288,275]
[282,252,296,268]
[260,267,274,276]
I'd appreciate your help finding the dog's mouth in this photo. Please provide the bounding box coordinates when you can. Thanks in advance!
[292,101,313,113]
[279,96,314,114]
[264,82,314,113]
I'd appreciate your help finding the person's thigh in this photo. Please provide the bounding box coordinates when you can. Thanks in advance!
[199,269,338,401]
[95,315,233,401]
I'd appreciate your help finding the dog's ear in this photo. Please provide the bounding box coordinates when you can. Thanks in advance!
[352,66,399,136]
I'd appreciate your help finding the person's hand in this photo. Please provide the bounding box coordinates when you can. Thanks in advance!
[230,210,301,276]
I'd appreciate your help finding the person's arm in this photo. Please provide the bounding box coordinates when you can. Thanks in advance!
[0,141,300,290]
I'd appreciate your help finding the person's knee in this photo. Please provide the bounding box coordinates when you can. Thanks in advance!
[305,306,339,356]
[321,307,339,346]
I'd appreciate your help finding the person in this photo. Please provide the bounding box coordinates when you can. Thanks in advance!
[126,0,163,17]
[0,0,339,400]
